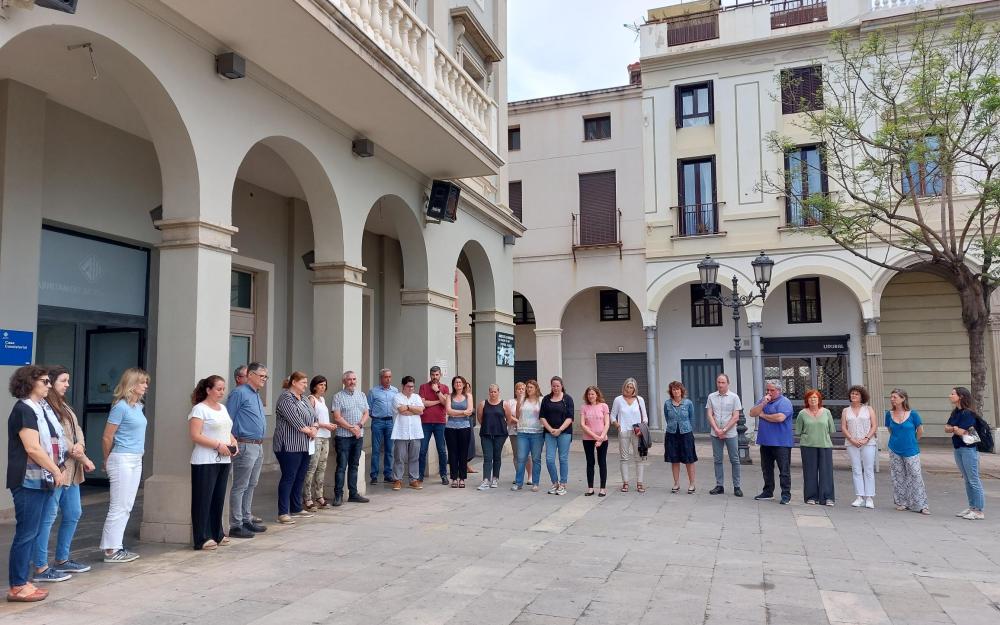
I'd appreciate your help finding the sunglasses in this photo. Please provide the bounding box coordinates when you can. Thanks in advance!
[38,378,52,386]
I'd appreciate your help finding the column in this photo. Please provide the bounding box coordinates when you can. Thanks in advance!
[472,308,515,401]
[533,327,563,383]
[0,80,46,512]
[644,326,661,430]
[749,321,764,403]
[988,314,1000,433]
[863,318,888,449]
[141,220,236,543]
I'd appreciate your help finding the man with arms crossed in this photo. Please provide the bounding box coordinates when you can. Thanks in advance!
[418,366,450,485]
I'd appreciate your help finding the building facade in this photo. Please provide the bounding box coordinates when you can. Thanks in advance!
[0,0,521,534]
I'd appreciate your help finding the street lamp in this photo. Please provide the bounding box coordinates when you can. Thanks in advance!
[697,251,774,464]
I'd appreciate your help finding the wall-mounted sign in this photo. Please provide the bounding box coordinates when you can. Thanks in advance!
[762,335,850,354]
[0,329,33,366]
[496,332,514,367]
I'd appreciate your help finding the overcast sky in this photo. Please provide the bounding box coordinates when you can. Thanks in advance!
[507,0,742,101]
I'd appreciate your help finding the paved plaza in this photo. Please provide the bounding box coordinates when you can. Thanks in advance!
[1,441,998,625]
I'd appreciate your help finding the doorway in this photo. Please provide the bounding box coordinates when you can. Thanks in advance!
[681,358,723,433]
[83,329,145,477]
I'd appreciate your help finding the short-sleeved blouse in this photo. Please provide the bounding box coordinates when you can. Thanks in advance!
[580,403,609,440]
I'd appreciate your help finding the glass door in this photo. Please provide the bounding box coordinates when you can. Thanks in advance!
[84,329,144,478]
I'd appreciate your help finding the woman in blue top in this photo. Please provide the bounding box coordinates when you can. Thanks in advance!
[663,381,697,494]
[100,367,149,562]
[945,387,985,520]
[885,388,929,515]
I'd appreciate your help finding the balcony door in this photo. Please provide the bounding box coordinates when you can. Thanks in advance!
[678,157,716,236]
[578,170,617,246]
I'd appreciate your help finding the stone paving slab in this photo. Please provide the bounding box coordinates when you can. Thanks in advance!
[1,441,999,624]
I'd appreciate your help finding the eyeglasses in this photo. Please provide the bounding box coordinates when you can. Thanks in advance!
[250,372,269,380]
[39,378,51,386]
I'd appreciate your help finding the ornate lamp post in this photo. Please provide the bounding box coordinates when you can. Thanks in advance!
[697,251,774,464]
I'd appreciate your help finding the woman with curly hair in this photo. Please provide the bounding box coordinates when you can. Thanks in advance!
[663,381,697,494]
[579,386,610,497]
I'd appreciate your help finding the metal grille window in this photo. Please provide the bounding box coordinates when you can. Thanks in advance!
[675,81,714,128]
[600,290,630,321]
[509,181,523,222]
[764,353,849,410]
[508,126,520,151]
[690,284,722,327]
[578,170,617,245]
[513,293,534,325]
[785,144,828,226]
[781,65,823,114]
[583,115,611,141]
[787,278,821,324]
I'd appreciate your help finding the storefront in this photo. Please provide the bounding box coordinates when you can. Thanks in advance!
[762,335,851,414]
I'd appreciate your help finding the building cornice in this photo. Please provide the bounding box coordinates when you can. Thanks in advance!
[509,85,641,114]
[453,179,526,237]
[400,288,456,312]
[154,219,238,254]
[450,6,504,63]
[311,262,367,287]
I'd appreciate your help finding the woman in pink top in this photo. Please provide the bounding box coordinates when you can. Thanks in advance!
[580,386,610,497]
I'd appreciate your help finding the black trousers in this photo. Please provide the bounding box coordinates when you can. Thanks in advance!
[191,463,230,548]
[582,440,608,489]
[760,445,792,499]
[445,428,471,480]
[800,446,835,504]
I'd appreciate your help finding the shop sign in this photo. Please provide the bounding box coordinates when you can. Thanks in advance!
[0,329,33,366]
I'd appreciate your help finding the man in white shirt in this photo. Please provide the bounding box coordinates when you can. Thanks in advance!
[391,376,425,491]
[706,373,742,497]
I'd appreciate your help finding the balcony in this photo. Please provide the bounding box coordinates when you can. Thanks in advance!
[571,209,623,260]
[159,0,502,178]
[673,203,722,238]
[771,1,828,30]
[667,11,720,47]
[871,0,928,8]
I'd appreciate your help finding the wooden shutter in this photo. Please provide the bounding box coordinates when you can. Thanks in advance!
[509,181,522,222]
[578,171,617,245]
[782,66,822,114]
[675,85,683,129]
[707,80,715,124]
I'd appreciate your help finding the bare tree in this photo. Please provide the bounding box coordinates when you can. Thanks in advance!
[763,11,1000,409]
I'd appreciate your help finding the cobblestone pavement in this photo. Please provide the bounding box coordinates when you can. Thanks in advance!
[1,441,998,625]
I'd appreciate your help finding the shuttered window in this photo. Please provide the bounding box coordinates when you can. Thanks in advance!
[578,170,617,246]
[781,66,823,114]
[597,353,649,401]
[509,181,523,222]
[583,115,611,141]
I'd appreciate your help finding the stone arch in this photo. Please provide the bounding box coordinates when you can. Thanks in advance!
[558,283,646,328]
[456,238,497,311]
[361,194,428,290]
[647,261,755,316]
[766,254,874,318]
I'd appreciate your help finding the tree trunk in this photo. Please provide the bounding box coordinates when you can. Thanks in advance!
[954,267,990,411]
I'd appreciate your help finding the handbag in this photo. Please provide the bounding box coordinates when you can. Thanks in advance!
[962,427,982,446]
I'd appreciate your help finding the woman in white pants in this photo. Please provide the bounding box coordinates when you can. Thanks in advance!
[100,368,149,563]
[611,378,649,493]
[842,385,877,509]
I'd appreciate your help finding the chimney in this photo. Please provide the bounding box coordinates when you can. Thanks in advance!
[628,62,642,86]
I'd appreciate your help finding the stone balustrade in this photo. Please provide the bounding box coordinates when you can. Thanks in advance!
[871,0,927,9]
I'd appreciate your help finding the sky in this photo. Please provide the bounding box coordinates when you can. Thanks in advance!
[506,0,745,101]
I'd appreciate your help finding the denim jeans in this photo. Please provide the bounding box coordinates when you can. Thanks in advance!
[34,484,82,567]
[274,451,309,515]
[481,434,506,479]
[515,432,543,486]
[229,441,263,528]
[711,436,741,488]
[334,435,364,498]
[9,487,50,588]
[544,431,572,484]
[369,418,394,480]
[954,446,985,510]
[419,422,448,479]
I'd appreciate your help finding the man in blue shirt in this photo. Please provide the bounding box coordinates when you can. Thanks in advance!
[749,381,795,504]
[227,362,269,538]
[367,369,398,485]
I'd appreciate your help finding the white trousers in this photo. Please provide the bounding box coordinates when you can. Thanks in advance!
[846,444,876,497]
[101,452,143,550]
[619,428,647,484]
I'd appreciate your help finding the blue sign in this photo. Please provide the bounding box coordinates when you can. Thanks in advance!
[0,329,33,366]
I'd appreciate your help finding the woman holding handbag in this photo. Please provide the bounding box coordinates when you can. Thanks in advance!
[945,387,985,520]
[611,378,649,493]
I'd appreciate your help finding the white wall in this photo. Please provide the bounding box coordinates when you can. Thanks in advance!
[562,289,645,397]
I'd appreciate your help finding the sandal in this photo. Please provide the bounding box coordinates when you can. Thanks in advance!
[637,483,646,493]
[7,584,47,602]
[450,481,459,488]
[459,480,466,488]
[895,505,907,511]
[671,485,680,493]
[315,498,329,509]
[687,486,696,494]
[919,508,931,515]
[620,482,629,493]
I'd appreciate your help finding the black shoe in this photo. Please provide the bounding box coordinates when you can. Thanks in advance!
[229,526,255,539]
[733,488,743,498]
[348,494,370,503]
[370,477,378,485]
[332,496,343,507]
[709,486,724,495]
[441,476,450,486]
[243,521,267,533]
[754,493,774,501]
[779,495,791,505]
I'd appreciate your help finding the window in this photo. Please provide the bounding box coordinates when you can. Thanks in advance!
[600,290,630,321]
[675,81,714,128]
[902,135,943,197]
[677,157,717,236]
[690,284,722,327]
[513,293,534,325]
[508,126,520,151]
[785,144,828,226]
[231,270,253,309]
[578,171,618,246]
[787,278,821,324]
[583,115,611,141]
[509,181,522,222]
[781,65,823,114]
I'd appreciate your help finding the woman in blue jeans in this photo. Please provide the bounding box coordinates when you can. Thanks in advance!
[540,376,574,496]
[945,387,985,520]
[512,380,544,491]
[33,366,95,582]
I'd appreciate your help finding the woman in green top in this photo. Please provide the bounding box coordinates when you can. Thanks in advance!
[795,389,835,506]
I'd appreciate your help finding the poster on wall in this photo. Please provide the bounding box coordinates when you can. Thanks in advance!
[0,329,33,366]
[496,332,514,367]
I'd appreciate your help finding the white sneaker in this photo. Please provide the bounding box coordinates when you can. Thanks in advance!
[962,510,985,520]
[556,484,567,496]
[956,508,971,517]
[547,485,559,495]
[864,498,875,509]
[510,483,522,491]
[477,480,491,491]
[851,497,864,507]
[489,478,499,488]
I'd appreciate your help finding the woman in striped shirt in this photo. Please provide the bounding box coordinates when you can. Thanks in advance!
[274,371,318,525]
